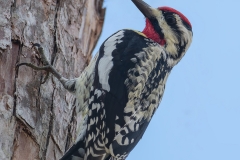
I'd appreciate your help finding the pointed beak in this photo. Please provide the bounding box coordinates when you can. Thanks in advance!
[131,0,155,19]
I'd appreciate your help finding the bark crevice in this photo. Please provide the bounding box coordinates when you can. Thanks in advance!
[65,103,76,152]
[43,86,56,160]
[13,42,22,117]
[51,0,60,65]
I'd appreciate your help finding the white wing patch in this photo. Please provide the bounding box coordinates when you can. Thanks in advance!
[98,30,125,91]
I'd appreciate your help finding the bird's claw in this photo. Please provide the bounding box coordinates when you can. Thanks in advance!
[17,43,63,82]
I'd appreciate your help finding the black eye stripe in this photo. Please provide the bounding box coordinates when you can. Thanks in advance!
[163,11,192,32]
[162,12,177,26]
[165,15,176,25]
[182,20,192,31]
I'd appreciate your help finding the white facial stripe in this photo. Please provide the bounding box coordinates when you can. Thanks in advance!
[176,14,193,46]
[98,30,125,91]
[151,10,178,57]
[167,14,192,66]
[149,9,180,48]
[153,10,192,62]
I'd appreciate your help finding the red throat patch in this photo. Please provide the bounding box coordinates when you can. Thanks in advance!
[142,19,166,46]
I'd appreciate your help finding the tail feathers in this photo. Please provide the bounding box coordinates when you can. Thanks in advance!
[60,141,85,160]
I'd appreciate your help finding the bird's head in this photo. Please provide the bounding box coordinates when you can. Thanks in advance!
[132,0,193,65]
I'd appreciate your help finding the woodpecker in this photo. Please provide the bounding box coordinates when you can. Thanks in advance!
[18,0,192,159]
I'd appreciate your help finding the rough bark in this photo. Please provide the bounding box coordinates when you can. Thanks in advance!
[0,0,105,159]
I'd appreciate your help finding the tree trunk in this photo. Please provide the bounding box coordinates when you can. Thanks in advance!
[0,0,105,159]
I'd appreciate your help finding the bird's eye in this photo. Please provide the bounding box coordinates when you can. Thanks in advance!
[165,15,176,25]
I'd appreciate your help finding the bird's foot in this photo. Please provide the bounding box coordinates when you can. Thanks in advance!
[17,43,62,83]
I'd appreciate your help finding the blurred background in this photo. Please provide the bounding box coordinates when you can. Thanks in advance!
[93,0,240,160]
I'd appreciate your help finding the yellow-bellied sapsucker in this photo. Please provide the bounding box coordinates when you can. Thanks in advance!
[18,0,192,159]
